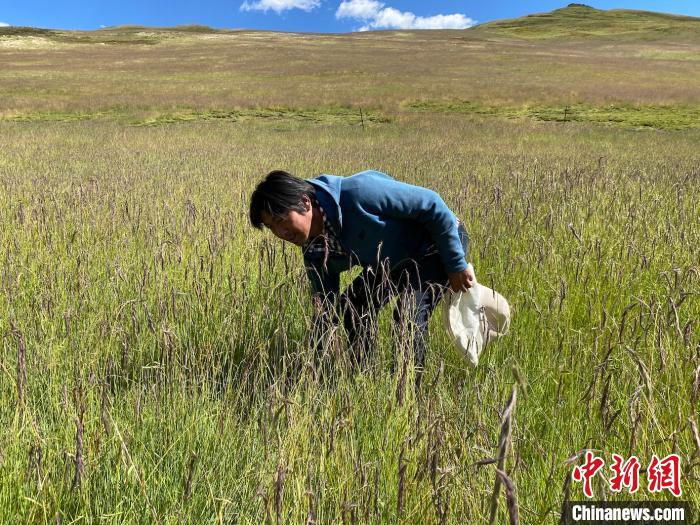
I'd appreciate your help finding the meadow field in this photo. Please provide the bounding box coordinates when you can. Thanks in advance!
[1,6,699,523]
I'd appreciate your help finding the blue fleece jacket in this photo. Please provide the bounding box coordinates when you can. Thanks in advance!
[303,170,468,298]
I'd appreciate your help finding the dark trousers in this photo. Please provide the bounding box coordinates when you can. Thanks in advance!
[339,222,469,374]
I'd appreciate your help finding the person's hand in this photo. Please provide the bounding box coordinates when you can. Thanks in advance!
[448,266,475,293]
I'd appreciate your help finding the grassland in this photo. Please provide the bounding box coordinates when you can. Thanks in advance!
[1,5,699,523]
[2,5,700,118]
[475,3,700,39]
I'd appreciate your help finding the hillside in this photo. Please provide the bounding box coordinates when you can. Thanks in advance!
[1,5,699,129]
[475,3,700,39]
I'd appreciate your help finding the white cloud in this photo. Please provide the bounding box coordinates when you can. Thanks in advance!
[241,0,321,13]
[336,0,382,20]
[336,0,475,30]
[0,22,10,27]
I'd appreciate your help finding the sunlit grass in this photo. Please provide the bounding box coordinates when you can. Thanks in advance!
[0,114,698,522]
[407,99,700,130]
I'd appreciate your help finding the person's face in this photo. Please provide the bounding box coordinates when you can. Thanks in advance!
[261,195,313,246]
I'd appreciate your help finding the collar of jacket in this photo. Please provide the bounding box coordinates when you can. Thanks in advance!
[305,175,343,231]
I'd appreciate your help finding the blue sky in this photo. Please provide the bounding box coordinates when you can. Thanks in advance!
[1,1,699,32]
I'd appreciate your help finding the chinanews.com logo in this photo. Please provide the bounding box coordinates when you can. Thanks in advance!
[561,451,692,524]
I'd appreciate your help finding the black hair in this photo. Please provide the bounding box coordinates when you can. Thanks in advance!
[249,170,316,229]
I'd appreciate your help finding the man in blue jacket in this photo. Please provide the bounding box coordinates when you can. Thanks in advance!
[249,169,473,377]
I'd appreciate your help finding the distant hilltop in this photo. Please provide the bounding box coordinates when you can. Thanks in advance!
[473,3,700,39]
[0,24,225,35]
[97,24,222,32]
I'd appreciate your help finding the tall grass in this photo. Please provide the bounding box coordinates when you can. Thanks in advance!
[0,114,698,522]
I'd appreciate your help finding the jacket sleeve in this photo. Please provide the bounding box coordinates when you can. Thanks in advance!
[304,255,341,353]
[357,174,468,273]
[304,255,340,300]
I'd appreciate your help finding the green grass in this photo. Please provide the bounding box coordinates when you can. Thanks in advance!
[0,26,56,36]
[474,3,700,39]
[407,99,700,130]
[1,105,389,127]
[0,114,698,523]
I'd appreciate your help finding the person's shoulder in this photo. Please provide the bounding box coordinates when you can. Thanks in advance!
[307,174,343,198]
[349,169,393,181]
[308,174,342,186]
[342,170,394,189]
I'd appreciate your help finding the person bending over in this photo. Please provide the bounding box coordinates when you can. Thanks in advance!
[249,169,473,378]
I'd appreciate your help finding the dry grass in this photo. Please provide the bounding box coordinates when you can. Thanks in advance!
[1,24,700,116]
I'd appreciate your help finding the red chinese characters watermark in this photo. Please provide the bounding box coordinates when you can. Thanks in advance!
[609,454,640,494]
[572,452,682,497]
[572,451,605,498]
[648,454,682,497]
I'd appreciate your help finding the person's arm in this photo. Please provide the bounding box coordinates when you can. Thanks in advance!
[304,256,341,353]
[305,256,340,300]
[356,174,469,274]
[447,224,474,291]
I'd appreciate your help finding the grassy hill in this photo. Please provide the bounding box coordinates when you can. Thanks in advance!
[475,3,700,39]
[1,4,699,128]
[0,4,700,129]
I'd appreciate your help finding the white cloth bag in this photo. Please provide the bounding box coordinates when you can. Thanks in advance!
[442,263,510,366]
